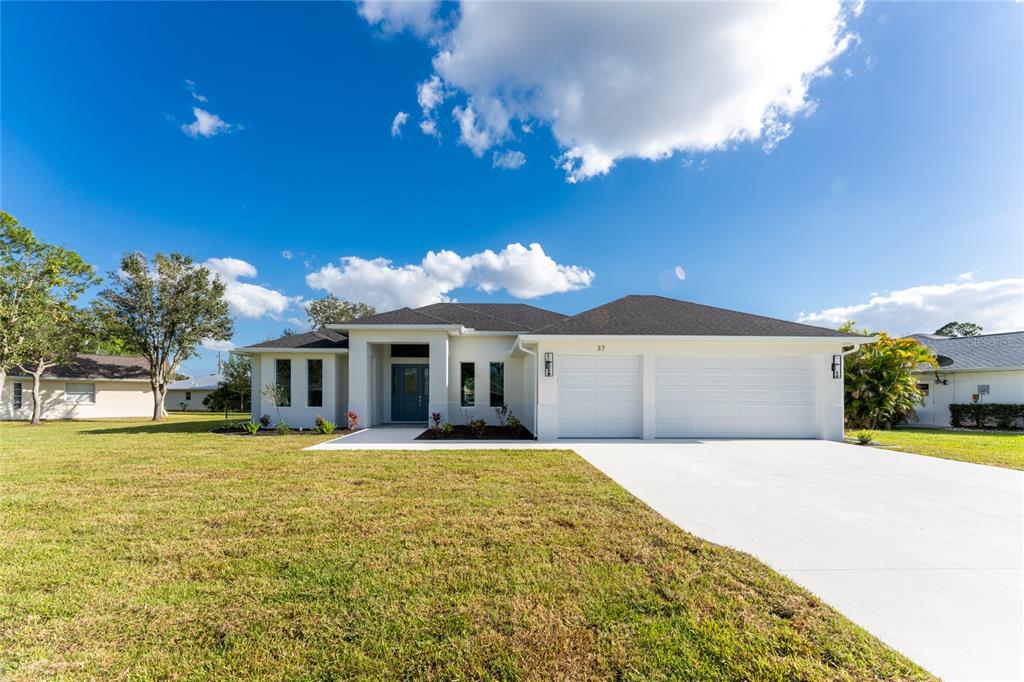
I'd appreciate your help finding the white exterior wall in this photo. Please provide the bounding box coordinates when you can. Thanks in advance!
[530,339,849,441]
[252,353,341,428]
[912,369,1024,427]
[1,378,153,420]
[165,389,213,412]
[446,335,525,425]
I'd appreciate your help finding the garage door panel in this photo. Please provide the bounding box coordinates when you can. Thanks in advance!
[558,356,641,438]
[655,356,817,438]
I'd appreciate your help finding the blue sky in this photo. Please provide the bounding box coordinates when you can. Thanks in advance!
[2,1,1021,376]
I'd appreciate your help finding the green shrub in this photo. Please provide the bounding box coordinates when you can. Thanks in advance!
[507,414,523,436]
[241,420,260,435]
[440,421,454,435]
[275,421,291,435]
[315,418,336,434]
[949,404,1024,430]
[854,430,873,445]
[468,419,486,438]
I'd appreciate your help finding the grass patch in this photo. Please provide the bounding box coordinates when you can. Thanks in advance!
[849,428,1024,470]
[1,414,931,680]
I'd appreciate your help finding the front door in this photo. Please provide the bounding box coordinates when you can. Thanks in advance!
[391,364,429,422]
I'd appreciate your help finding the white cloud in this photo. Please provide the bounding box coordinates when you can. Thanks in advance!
[181,107,233,139]
[674,266,686,281]
[204,257,302,319]
[492,149,526,170]
[390,111,409,137]
[357,0,440,37]
[306,242,594,311]
[419,118,439,137]
[956,271,975,282]
[797,277,1024,335]
[184,79,208,102]
[360,1,854,181]
[202,338,236,352]
[281,250,294,260]
[417,75,447,112]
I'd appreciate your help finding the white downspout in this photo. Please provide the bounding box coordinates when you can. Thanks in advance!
[512,336,539,439]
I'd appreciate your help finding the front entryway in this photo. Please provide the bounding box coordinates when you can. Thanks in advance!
[391,364,429,422]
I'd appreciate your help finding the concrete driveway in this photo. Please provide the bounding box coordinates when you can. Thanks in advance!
[311,431,1023,680]
[576,440,1023,682]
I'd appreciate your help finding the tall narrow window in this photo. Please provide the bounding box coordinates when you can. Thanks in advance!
[307,359,323,407]
[489,362,504,407]
[275,359,292,407]
[460,362,475,407]
[13,382,23,409]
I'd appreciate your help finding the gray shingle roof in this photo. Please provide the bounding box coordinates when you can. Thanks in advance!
[166,373,223,390]
[241,329,348,350]
[531,295,863,337]
[907,332,1024,371]
[343,302,568,332]
[12,354,151,380]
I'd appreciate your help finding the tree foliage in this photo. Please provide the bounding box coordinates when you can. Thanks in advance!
[203,354,252,417]
[841,321,938,429]
[306,295,375,329]
[17,304,97,424]
[0,211,97,389]
[934,321,983,338]
[94,252,233,420]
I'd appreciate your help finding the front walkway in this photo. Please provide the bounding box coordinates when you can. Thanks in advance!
[307,432,1024,681]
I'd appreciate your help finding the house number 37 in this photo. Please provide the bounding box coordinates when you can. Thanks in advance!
[596,345,605,351]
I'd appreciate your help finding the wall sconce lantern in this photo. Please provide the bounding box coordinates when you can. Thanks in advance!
[544,352,554,377]
[831,354,843,380]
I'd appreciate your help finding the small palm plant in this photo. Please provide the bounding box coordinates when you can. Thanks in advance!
[241,420,261,435]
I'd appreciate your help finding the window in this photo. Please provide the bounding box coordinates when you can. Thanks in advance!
[307,359,323,407]
[489,362,504,407]
[13,382,22,409]
[275,359,292,407]
[185,391,192,401]
[65,383,96,404]
[460,362,475,406]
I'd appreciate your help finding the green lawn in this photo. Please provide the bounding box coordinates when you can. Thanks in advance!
[1,415,931,680]
[850,428,1024,470]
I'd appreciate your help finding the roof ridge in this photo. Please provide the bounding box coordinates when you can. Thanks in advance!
[405,306,461,324]
[441,302,528,327]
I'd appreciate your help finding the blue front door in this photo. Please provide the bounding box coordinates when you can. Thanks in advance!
[391,364,429,422]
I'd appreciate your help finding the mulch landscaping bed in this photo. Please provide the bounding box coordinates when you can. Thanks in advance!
[210,424,356,437]
[416,425,535,441]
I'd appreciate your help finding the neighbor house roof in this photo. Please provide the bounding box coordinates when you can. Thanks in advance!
[166,373,222,391]
[529,295,863,337]
[907,332,1024,371]
[11,354,151,381]
[341,302,568,332]
[239,329,349,350]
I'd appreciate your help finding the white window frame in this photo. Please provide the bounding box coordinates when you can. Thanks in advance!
[65,382,97,404]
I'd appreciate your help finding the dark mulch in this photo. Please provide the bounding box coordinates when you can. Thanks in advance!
[211,424,356,437]
[416,425,535,441]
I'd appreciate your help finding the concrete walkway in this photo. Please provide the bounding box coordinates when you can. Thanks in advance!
[309,431,1024,681]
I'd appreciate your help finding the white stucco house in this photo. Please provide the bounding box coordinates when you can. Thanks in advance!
[907,332,1024,427]
[164,373,222,412]
[1,354,153,420]
[235,295,871,441]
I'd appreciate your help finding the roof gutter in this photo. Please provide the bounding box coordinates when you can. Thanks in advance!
[517,334,879,344]
[231,348,349,355]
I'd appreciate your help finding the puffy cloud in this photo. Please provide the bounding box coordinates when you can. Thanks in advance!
[306,242,595,311]
[357,0,440,37]
[204,257,302,319]
[181,107,233,139]
[797,277,1024,335]
[492,149,526,170]
[390,111,409,137]
[360,1,854,181]
[201,338,236,352]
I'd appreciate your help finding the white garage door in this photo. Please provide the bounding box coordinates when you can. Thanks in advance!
[558,356,642,438]
[655,356,817,438]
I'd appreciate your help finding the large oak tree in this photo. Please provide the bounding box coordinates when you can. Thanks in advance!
[94,253,233,420]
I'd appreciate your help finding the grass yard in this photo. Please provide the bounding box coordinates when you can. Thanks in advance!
[1,415,931,680]
[851,428,1024,470]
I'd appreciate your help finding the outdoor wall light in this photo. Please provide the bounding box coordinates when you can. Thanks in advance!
[544,352,554,377]
[831,354,843,380]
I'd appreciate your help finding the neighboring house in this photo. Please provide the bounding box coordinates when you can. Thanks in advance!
[1,354,152,420]
[236,295,870,440]
[906,332,1024,427]
[165,373,222,412]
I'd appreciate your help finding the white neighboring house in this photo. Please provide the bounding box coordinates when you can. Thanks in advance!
[1,354,153,420]
[235,295,873,441]
[164,373,222,412]
[907,332,1024,427]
